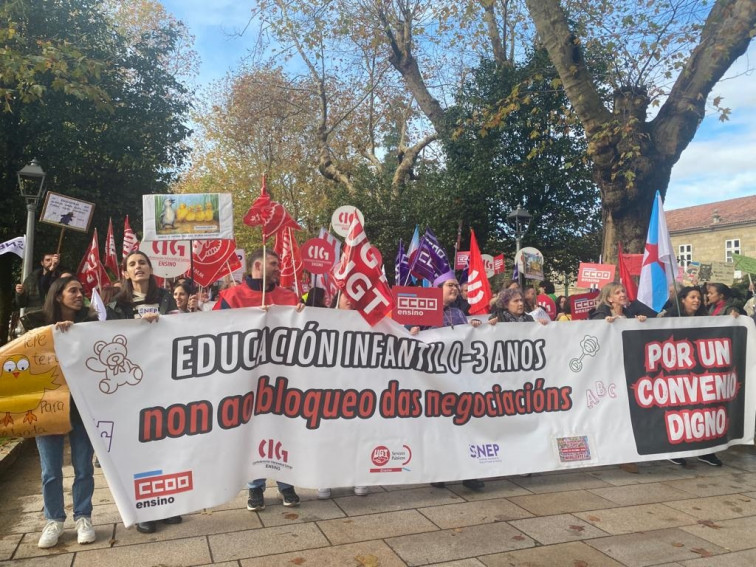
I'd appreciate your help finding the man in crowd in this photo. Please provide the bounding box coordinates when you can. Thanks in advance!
[15,253,63,328]
[214,248,303,510]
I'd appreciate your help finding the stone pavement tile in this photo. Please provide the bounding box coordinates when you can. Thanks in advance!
[14,525,114,560]
[75,536,212,567]
[5,493,43,514]
[386,522,534,566]
[0,512,41,535]
[383,482,435,491]
[588,482,694,506]
[208,523,329,562]
[479,540,625,567]
[574,503,699,534]
[719,447,756,473]
[335,486,465,517]
[680,515,756,552]
[113,508,263,546]
[508,513,609,545]
[194,563,240,567]
[662,473,756,498]
[664,494,756,521]
[206,488,247,511]
[585,528,728,567]
[90,487,115,506]
[318,509,437,544]
[0,555,74,566]
[508,472,613,494]
[417,498,533,529]
[508,489,619,516]
[88,503,125,525]
[258,498,346,527]
[0,533,21,561]
[239,540,407,567]
[444,478,532,500]
[680,547,756,566]
[62,473,110,491]
[426,560,486,566]
[587,463,701,486]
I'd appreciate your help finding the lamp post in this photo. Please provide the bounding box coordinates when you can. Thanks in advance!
[17,158,47,286]
[507,203,531,286]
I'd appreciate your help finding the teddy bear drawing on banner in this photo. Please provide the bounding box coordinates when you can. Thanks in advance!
[85,335,144,394]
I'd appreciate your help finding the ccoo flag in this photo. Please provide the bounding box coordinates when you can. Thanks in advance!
[637,191,678,312]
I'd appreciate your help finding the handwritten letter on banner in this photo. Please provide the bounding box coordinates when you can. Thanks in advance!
[53,309,755,526]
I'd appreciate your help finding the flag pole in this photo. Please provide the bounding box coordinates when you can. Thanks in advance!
[289,227,300,297]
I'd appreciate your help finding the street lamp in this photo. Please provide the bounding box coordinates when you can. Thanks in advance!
[17,158,47,285]
[507,203,531,285]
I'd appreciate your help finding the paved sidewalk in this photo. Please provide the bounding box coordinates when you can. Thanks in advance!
[2,441,756,566]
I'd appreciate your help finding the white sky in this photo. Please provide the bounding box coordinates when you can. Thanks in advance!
[162,1,756,212]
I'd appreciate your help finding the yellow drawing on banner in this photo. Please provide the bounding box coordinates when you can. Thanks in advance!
[0,326,71,437]
[0,354,60,425]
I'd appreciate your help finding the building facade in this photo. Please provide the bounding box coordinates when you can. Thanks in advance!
[667,195,756,279]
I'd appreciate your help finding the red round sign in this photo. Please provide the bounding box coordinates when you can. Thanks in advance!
[301,237,336,274]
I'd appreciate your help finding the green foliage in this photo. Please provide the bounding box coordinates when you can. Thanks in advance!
[444,49,602,276]
[0,0,192,343]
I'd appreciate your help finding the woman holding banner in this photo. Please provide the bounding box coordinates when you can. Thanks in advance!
[661,286,724,466]
[411,272,487,491]
[35,276,98,549]
[317,291,369,499]
[589,282,648,322]
[106,251,182,534]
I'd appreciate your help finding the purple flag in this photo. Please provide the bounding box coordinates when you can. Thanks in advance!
[409,228,451,282]
[395,239,410,286]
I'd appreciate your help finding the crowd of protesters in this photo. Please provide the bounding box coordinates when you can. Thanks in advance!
[9,247,756,549]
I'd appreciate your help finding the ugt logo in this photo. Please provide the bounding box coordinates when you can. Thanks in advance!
[259,439,288,463]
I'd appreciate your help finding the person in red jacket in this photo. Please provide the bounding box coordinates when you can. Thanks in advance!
[214,248,304,511]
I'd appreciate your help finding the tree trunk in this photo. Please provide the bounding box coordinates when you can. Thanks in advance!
[524,0,756,264]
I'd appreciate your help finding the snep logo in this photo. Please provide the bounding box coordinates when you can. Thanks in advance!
[133,469,193,509]
[253,438,293,472]
[469,443,501,464]
[369,444,412,473]
[259,438,288,463]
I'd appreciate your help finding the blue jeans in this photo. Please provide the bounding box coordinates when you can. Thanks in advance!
[247,479,293,491]
[36,412,94,521]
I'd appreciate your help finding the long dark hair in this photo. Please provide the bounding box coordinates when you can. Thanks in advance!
[42,276,94,324]
[114,251,161,305]
[672,286,707,317]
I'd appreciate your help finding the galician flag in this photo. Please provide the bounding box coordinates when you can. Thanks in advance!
[637,191,678,312]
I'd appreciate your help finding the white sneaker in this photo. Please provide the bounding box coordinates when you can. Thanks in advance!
[38,520,64,549]
[317,488,331,499]
[353,486,368,496]
[75,517,96,544]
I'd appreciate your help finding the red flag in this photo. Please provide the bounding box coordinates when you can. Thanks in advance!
[190,239,240,287]
[104,218,119,276]
[332,217,393,326]
[243,175,301,241]
[122,215,138,258]
[76,229,111,297]
[466,229,492,315]
[275,227,304,294]
[618,242,638,302]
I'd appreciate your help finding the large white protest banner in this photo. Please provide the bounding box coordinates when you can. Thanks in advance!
[53,309,755,526]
